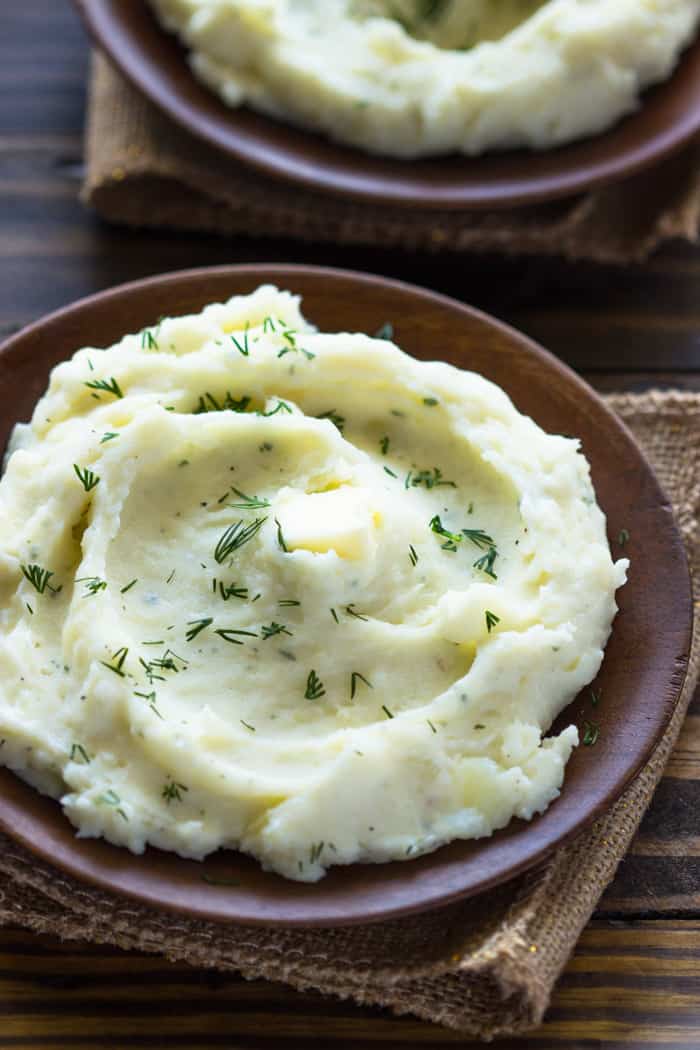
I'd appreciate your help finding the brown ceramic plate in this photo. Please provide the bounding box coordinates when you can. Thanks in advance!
[74,0,700,209]
[0,265,692,926]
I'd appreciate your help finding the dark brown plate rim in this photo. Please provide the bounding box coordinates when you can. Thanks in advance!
[0,264,692,926]
[73,0,700,210]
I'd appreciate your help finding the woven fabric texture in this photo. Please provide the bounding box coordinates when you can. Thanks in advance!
[82,56,700,264]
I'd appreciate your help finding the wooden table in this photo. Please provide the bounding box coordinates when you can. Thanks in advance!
[1,3,699,1046]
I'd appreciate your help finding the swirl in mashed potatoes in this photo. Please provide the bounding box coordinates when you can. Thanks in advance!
[0,286,627,881]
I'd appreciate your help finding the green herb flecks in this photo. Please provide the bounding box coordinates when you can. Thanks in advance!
[423,397,439,407]
[427,719,437,733]
[618,528,630,547]
[309,841,324,864]
[260,400,292,418]
[278,599,300,607]
[374,322,394,340]
[214,517,267,563]
[263,315,276,333]
[228,487,271,510]
[261,622,292,640]
[462,528,495,550]
[305,670,325,700]
[316,410,345,433]
[409,544,418,567]
[473,547,498,580]
[120,578,137,594]
[134,689,164,719]
[214,628,258,646]
[76,576,107,598]
[85,376,123,399]
[21,563,61,595]
[140,326,159,350]
[383,466,398,478]
[194,391,252,414]
[276,327,315,360]
[405,467,455,490]
[230,323,250,357]
[380,435,390,455]
[429,515,462,548]
[185,617,213,642]
[485,610,500,633]
[100,432,119,444]
[382,704,394,719]
[240,720,256,732]
[73,464,100,492]
[100,647,128,677]
[70,743,91,764]
[345,604,369,622]
[162,779,188,804]
[330,607,339,623]
[350,672,372,700]
[582,720,600,746]
[97,789,128,820]
[215,579,249,601]
[275,517,288,553]
[590,688,602,707]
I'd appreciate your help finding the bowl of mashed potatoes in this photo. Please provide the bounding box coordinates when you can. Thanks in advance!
[0,266,691,924]
[75,0,700,207]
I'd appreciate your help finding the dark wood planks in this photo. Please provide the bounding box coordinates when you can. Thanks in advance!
[1,1,700,1047]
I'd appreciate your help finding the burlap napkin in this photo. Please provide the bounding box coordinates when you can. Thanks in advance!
[0,390,697,1039]
[83,55,700,263]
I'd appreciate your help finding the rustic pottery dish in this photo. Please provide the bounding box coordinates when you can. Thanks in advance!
[0,265,691,926]
[73,0,700,210]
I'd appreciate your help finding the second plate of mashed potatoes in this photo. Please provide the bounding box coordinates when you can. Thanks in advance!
[0,286,627,881]
[149,0,700,158]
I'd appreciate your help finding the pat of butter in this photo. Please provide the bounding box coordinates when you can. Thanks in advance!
[275,486,377,559]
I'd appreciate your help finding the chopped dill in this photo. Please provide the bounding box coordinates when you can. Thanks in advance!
[462,528,495,550]
[582,720,600,746]
[278,599,301,607]
[485,610,500,633]
[228,487,270,510]
[134,689,164,719]
[473,547,498,580]
[405,467,455,490]
[215,579,249,601]
[70,743,91,764]
[100,432,119,443]
[100,647,128,677]
[84,376,123,399]
[162,779,188,804]
[185,617,213,642]
[275,517,288,553]
[316,409,345,432]
[260,400,292,418]
[423,397,439,406]
[345,604,368,622]
[76,576,107,598]
[350,671,372,699]
[409,544,418,567]
[261,622,292,640]
[240,720,256,732]
[305,669,325,700]
[120,578,137,594]
[214,517,267,563]
[618,528,630,547]
[330,607,339,623]
[214,628,258,645]
[380,435,390,455]
[21,563,61,595]
[230,323,250,356]
[382,705,394,719]
[383,466,398,478]
[310,841,324,864]
[73,464,100,492]
[427,720,437,733]
[140,327,159,350]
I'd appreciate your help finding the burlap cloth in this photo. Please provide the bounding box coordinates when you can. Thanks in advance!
[0,391,698,1039]
[83,55,700,263]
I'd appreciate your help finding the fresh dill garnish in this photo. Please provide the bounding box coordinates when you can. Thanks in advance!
[305,670,325,700]
[134,689,164,719]
[276,328,315,360]
[84,376,123,399]
[70,743,91,764]
[345,604,368,622]
[275,518,288,553]
[309,841,324,864]
[215,579,249,601]
[76,576,107,598]
[473,547,498,579]
[261,622,292,640]
[423,397,439,406]
[316,410,345,432]
[166,569,176,584]
[26,603,33,615]
[330,607,339,623]
[185,617,213,642]
[100,647,128,677]
[228,487,270,510]
[473,723,486,730]
[409,545,418,567]
[383,466,398,478]
[140,326,159,350]
[100,432,119,443]
[462,528,495,550]
[214,628,258,645]
[230,323,250,356]
[214,517,267,563]
[260,400,292,418]
[618,528,630,547]
[73,464,100,492]
[582,720,600,746]
[263,315,276,333]
[427,719,437,733]
[350,671,372,699]
[485,610,500,632]
[380,435,390,455]
[162,779,188,804]
[278,599,300,607]
[120,578,137,594]
[97,789,128,820]
[194,391,252,414]
[21,563,61,595]
[139,650,188,681]
[382,705,394,719]
[374,322,394,340]
[405,467,455,490]
[590,687,602,707]
[240,720,256,732]
[429,515,462,547]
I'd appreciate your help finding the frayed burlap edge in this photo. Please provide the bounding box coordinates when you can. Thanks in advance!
[0,391,697,1039]
[82,56,700,264]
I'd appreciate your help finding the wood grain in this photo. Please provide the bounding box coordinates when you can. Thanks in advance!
[0,0,699,1046]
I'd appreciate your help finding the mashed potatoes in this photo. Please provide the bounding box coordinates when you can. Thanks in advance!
[0,287,627,881]
[149,0,700,158]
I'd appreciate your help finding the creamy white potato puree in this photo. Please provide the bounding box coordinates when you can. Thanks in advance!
[0,287,627,881]
[149,0,700,158]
